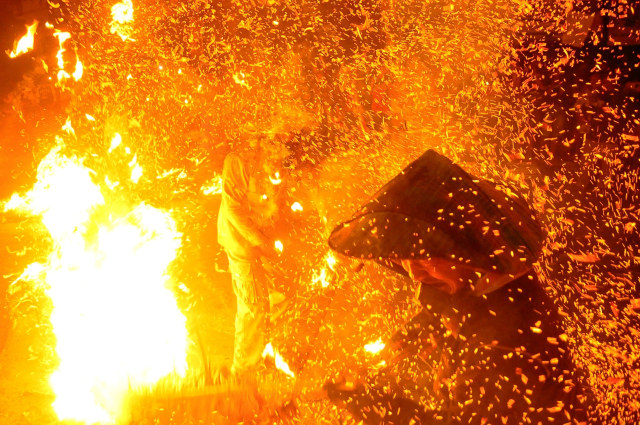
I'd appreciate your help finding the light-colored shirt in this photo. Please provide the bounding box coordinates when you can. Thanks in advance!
[217,152,269,259]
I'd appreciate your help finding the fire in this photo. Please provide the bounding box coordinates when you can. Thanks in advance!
[291,201,303,212]
[6,141,188,423]
[262,343,295,378]
[364,338,385,354]
[53,31,71,82]
[8,21,38,58]
[110,0,135,41]
[311,252,337,288]
[312,268,331,288]
[73,55,83,81]
[268,171,282,185]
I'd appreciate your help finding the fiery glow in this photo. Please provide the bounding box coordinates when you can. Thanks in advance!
[291,201,303,212]
[232,71,250,89]
[73,56,83,81]
[325,252,337,270]
[268,171,282,185]
[274,240,284,252]
[7,142,188,423]
[110,0,134,41]
[8,21,38,58]
[311,253,336,288]
[201,174,223,195]
[364,338,385,354]
[109,133,122,152]
[129,155,143,183]
[53,31,72,83]
[312,267,331,288]
[62,117,75,136]
[262,343,295,378]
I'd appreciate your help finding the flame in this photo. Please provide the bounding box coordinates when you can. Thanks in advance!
[291,201,303,212]
[53,31,71,83]
[232,71,250,89]
[6,142,188,423]
[110,0,135,41]
[8,21,38,58]
[274,240,284,252]
[262,343,295,378]
[109,133,122,153]
[268,171,282,185]
[311,253,336,288]
[73,56,83,81]
[312,268,330,288]
[129,155,143,183]
[364,338,385,354]
[325,251,337,271]
[201,174,223,195]
[62,117,75,136]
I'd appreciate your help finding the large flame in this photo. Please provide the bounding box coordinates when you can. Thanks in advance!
[6,140,188,424]
[8,21,38,58]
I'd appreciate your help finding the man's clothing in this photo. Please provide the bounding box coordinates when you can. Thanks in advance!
[227,253,270,372]
[217,151,268,260]
[217,150,273,373]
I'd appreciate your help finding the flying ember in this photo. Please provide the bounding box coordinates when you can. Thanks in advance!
[6,141,188,424]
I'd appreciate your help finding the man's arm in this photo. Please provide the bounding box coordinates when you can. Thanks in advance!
[221,153,269,247]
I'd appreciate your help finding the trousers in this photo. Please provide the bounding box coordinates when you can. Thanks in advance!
[227,254,270,373]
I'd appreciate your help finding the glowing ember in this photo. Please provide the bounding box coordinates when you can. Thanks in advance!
[53,31,71,83]
[232,71,250,89]
[262,343,294,378]
[72,55,83,81]
[201,174,223,195]
[110,0,135,41]
[291,201,303,212]
[8,21,38,58]
[62,117,75,136]
[129,155,143,183]
[274,240,284,252]
[325,252,336,271]
[6,142,188,423]
[268,171,282,185]
[364,338,385,354]
[109,133,122,153]
[311,267,330,288]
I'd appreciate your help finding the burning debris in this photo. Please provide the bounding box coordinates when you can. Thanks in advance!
[0,0,639,424]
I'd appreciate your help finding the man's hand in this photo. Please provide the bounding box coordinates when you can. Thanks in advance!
[259,239,282,259]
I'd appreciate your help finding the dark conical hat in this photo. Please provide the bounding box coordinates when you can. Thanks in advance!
[328,150,545,278]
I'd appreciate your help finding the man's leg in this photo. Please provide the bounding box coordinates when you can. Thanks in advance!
[228,256,270,373]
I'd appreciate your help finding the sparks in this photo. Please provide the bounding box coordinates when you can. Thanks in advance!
[8,21,38,58]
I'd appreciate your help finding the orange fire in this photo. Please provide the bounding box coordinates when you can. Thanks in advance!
[262,343,295,378]
[53,31,72,83]
[110,0,135,41]
[8,21,38,58]
[364,338,385,354]
[5,140,189,424]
